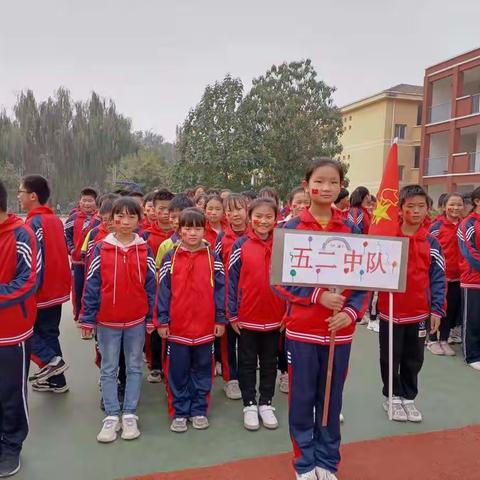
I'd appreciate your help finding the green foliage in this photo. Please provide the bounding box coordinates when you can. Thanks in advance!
[173,60,344,198]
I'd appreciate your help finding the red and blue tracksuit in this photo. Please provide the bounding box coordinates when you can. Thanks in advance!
[215,225,248,381]
[64,210,101,319]
[458,212,480,364]
[0,214,39,455]
[430,216,462,341]
[347,206,371,234]
[155,244,226,418]
[377,226,446,400]
[26,206,71,383]
[274,208,366,475]
[228,231,286,406]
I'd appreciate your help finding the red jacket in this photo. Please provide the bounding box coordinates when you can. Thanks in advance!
[142,223,173,259]
[274,208,367,345]
[204,222,221,249]
[215,225,248,266]
[0,215,39,346]
[155,244,226,345]
[228,231,286,331]
[80,234,157,329]
[377,226,446,324]
[26,206,71,309]
[458,212,480,289]
[429,216,461,281]
[64,210,101,263]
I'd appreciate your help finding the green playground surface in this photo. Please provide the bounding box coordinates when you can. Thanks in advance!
[16,306,480,480]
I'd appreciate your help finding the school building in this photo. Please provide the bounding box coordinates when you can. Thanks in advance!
[340,84,423,195]
[420,47,480,203]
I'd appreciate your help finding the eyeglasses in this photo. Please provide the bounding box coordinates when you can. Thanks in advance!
[17,189,30,194]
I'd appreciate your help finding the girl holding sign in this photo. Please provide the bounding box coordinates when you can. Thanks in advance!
[274,158,367,480]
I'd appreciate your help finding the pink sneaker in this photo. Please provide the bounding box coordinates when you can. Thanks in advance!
[440,341,456,356]
[427,342,444,355]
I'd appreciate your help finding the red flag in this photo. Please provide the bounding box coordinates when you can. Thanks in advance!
[369,142,400,236]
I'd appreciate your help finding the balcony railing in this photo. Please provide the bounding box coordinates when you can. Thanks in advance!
[426,156,449,176]
[428,102,451,123]
[472,94,480,114]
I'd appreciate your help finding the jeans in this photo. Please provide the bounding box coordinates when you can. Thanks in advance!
[97,323,145,416]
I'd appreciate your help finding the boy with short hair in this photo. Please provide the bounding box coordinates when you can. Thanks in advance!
[143,189,175,259]
[142,192,157,229]
[18,175,71,393]
[377,185,446,422]
[155,194,194,268]
[0,179,39,477]
[65,187,101,321]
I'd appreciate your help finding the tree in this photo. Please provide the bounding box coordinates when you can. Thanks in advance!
[173,75,254,192]
[240,59,344,197]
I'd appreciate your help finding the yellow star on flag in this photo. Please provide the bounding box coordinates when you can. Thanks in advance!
[372,200,391,225]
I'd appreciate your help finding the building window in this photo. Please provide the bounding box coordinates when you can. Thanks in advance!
[398,165,405,181]
[416,104,423,126]
[414,146,420,168]
[347,154,351,159]
[348,125,351,130]
[349,116,352,121]
[394,124,407,139]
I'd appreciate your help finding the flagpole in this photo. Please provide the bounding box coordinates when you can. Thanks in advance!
[388,291,394,421]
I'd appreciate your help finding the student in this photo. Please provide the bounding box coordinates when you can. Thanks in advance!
[155,194,194,268]
[80,197,156,443]
[458,187,480,371]
[348,186,371,234]
[195,193,207,211]
[377,185,446,422]
[334,188,350,214]
[0,180,39,477]
[142,192,157,229]
[18,175,71,393]
[241,190,257,207]
[228,198,286,430]
[155,208,226,433]
[215,194,250,399]
[428,193,464,356]
[220,189,232,200]
[65,187,101,321]
[437,193,449,217]
[194,185,206,197]
[129,191,144,207]
[204,194,224,248]
[274,158,367,480]
[280,187,310,225]
[143,188,175,383]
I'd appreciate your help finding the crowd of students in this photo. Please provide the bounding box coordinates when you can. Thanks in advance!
[1,161,480,480]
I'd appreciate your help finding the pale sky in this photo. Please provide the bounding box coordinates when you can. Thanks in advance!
[1,0,479,141]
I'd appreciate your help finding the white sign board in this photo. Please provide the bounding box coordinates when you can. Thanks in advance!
[271,229,409,293]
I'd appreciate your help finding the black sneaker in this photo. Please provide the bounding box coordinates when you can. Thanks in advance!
[31,358,68,383]
[0,452,21,478]
[31,379,69,394]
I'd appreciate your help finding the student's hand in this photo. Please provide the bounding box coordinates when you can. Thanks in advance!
[157,326,169,339]
[146,325,155,335]
[80,326,94,340]
[230,322,241,335]
[430,314,441,334]
[326,312,352,332]
[319,291,346,311]
[215,324,226,337]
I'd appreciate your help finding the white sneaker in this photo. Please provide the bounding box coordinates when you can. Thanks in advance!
[190,415,209,430]
[243,405,260,431]
[316,466,338,480]
[367,319,380,332]
[382,397,407,422]
[295,470,317,480]
[402,400,422,422]
[224,380,242,400]
[170,417,188,433]
[97,416,121,443]
[448,326,462,344]
[279,372,289,394]
[258,405,278,429]
[339,413,344,423]
[121,414,140,440]
[468,361,480,371]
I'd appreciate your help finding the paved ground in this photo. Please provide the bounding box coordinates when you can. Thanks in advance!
[16,306,480,480]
